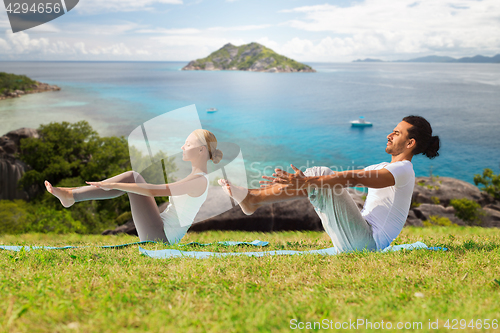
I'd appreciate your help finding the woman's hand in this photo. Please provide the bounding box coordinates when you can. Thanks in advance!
[86,181,117,191]
[260,164,309,190]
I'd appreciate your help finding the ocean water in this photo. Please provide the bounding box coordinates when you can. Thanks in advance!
[1,61,499,186]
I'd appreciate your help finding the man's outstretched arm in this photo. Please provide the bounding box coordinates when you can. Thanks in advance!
[268,164,396,190]
[307,168,395,189]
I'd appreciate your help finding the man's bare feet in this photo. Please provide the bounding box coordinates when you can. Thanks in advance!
[217,179,258,215]
[44,180,75,208]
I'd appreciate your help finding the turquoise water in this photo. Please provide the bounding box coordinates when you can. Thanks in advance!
[1,61,499,186]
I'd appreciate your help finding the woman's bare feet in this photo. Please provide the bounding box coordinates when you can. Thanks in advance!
[44,180,75,208]
[218,179,259,215]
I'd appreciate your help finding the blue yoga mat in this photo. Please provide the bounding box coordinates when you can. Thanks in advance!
[0,240,269,252]
[139,241,448,259]
[0,240,446,258]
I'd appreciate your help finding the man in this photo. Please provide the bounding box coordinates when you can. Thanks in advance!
[219,116,440,253]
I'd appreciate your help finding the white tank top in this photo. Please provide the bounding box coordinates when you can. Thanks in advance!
[160,172,209,244]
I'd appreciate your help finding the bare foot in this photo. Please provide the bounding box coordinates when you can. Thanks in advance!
[44,180,75,208]
[218,179,259,215]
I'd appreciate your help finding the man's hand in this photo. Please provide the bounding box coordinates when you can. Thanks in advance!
[260,164,309,190]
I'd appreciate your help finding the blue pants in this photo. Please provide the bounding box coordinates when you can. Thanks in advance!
[304,166,377,253]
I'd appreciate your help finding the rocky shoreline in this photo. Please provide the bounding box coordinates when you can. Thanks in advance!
[0,81,61,101]
[183,61,316,73]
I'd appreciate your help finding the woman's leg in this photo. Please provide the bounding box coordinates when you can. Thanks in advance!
[127,190,168,243]
[46,171,168,242]
[44,171,139,207]
[72,171,141,202]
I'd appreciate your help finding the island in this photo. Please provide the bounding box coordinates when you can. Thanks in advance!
[0,72,60,100]
[397,54,500,63]
[352,54,500,63]
[182,42,316,73]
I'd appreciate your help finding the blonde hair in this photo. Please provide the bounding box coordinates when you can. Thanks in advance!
[193,129,223,164]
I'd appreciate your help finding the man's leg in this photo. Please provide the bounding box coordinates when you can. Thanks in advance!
[303,167,377,252]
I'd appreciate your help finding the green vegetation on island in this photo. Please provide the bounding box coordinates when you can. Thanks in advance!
[0,72,37,95]
[0,72,60,100]
[474,168,500,200]
[182,42,316,73]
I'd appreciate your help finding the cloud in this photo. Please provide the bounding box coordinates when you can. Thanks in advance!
[72,22,143,35]
[137,25,271,34]
[207,24,272,32]
[4,30,50,54]
[0,11,11,29]
[148,34,246,60]
[3,0,497,61]
[0,10,60,33]
[88,42,132,55]
[151,34,244,48]
[137,28,202,34]
[255,37,280,50]
[281,0,500,59]
[0,30,148,58]
[75,0,183,14]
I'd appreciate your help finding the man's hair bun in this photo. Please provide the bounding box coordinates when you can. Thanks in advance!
[424,135,440,159]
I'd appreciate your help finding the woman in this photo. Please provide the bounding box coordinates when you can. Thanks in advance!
[44,129,223,244]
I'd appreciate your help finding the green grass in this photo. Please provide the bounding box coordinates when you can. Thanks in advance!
[1,227,499,332]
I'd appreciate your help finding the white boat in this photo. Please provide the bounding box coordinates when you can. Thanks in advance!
[351,116,372,127]
[207,108,218,113]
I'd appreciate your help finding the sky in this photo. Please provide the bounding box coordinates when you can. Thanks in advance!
[1,0,499,62]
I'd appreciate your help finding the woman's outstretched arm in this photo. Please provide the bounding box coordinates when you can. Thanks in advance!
[87,173,208,198]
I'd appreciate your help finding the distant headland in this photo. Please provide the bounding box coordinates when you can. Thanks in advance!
[353,54,500,63]
[182,42,316,73]
[0,72,60,101]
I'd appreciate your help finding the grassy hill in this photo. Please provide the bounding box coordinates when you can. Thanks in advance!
[1,228,499,331]
[183,42,315,73]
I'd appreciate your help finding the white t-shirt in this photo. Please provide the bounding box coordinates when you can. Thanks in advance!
[360,160,415,250]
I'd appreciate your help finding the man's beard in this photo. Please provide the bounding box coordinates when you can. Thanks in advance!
[386,143,403,156]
